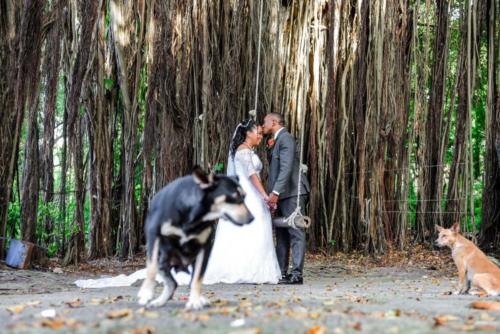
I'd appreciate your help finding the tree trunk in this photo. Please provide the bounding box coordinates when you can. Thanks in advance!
[445,0,487,228]
[110,0,147,258]
[480,0,500,254]
[20,95,40,243]
[41,0,63,247]
[421,0,450,237]
[88,2,114,258]
[0,0,44,257]
[64,0,99,262]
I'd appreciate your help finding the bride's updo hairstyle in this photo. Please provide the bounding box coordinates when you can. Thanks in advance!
[230,119,258,158]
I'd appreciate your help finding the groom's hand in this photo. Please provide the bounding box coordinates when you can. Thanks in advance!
[269,193,279,205]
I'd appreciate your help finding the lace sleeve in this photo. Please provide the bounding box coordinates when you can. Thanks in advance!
[234,150,257,178]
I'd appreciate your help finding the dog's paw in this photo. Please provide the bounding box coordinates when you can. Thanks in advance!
[185,296,210,311]
[137,287,155,306]
[147,295,169,308]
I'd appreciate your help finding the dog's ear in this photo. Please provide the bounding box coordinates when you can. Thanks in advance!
[451,222,460,233]
[192,165,212,189]
[435,225,444,233]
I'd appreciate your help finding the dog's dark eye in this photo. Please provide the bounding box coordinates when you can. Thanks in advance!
[223,192,243,204]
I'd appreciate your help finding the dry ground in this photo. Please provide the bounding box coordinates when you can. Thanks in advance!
[1,246,499,334]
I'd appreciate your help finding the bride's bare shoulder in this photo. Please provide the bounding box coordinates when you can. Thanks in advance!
[236,145,250,152]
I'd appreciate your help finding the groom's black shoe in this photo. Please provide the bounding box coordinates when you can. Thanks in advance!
[288,275,303,285]
[278,274,291,284]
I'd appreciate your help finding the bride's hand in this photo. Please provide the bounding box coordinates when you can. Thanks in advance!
[262,193,270,202]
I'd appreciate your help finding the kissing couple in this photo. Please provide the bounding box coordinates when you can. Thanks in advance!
[201,113,311,285]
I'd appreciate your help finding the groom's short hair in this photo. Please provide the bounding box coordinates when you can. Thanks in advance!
[268,112,284,125]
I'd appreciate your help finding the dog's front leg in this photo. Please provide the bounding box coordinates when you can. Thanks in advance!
[455,261,469,295]
[148,264,177,308]
[461,274,472,294]
[138,238,160,305]
[185,249,210,310]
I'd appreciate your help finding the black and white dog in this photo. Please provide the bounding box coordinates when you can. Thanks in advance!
[137,167,253,309]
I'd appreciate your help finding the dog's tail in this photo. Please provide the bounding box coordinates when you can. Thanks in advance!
[470,301,500,311]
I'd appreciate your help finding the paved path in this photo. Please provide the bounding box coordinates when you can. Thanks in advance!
[1,260,499,333]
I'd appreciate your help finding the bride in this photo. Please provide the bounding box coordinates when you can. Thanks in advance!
[202,119,281,284]
[74,119,280,288]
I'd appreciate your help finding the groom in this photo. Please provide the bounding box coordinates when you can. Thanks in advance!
[262,113,310,285]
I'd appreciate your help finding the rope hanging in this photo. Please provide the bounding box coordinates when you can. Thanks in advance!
[249,1,310,229]
[249,0,264,120]
[273,89,311,230]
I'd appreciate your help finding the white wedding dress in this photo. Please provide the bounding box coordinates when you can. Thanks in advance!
[74,149,280,288]
[201,148,281,284]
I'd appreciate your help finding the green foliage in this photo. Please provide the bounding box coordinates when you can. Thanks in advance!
[7,199,21,240]
[104,78,114,91]
[214,162,224,173]
[36,201,58,256]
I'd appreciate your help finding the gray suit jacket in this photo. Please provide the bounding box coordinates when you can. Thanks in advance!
[267,129,310,200]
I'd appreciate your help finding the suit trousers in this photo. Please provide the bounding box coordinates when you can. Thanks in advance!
[275,194,308,278]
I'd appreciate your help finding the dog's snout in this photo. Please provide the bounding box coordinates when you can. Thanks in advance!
[245,207,254,224]
[238,204,253,225]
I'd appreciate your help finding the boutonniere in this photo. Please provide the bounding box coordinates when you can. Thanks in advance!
[267,138,275,149]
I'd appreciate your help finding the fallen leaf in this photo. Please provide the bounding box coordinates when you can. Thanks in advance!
[386,309,401,317]
[308,312,321,319]
[130,326,155,334]
[110,295,124,303]
[212,299,230,307]
[107,308,133,319]
[65,319,83,329]
[6,304,26,314]
[476,325,497,331]
[307,325,327,334]
[7,322,29,330]
[370,311,386,318]
[208,306,237,315]
[65,299,82,308]
[137,308,159,319]
[90,298,105,305]
[41,319,66,330]
[196,314,210,321]
[470,301,500,311]
[480,312,495,321]
[25,301,42,307]
[347,322,362,331]
[433,315,458,327]
[227,329,261,334]
[238,300,253,308]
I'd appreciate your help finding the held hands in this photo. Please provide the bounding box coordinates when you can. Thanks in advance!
[264,193,278,215]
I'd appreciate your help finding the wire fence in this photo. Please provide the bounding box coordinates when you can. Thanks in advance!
[342,162,468,175]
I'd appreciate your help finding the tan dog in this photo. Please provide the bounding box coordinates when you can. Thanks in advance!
[435,223,500,296]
